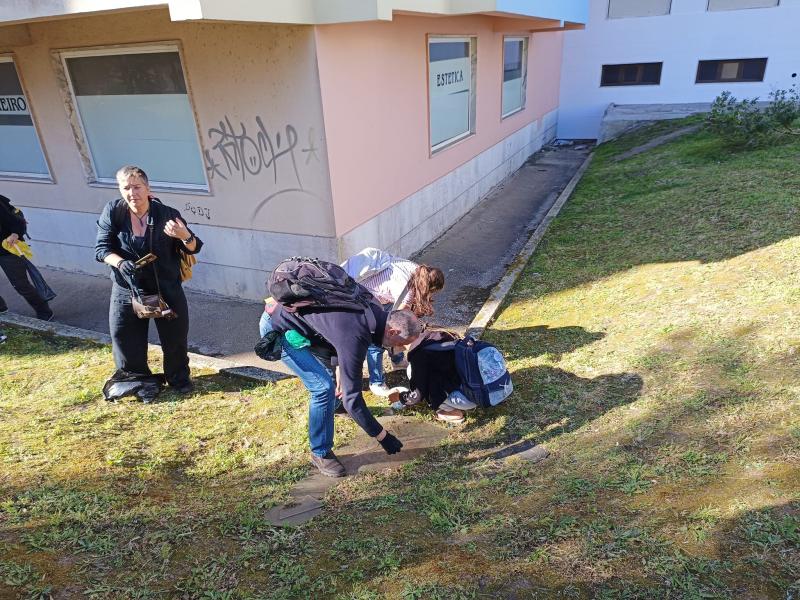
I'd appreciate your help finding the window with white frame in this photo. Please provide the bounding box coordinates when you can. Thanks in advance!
[708,0,778,10]
[0,58,50,180]
[62,46,206,189]
[502,37,528,117]
[428,36,477,152]
[608,0,672,18]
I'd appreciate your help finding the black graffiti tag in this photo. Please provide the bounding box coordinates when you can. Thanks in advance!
[204,116,313,185]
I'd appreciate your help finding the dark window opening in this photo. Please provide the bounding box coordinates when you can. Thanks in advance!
[601,62,663,86]
[695,58,767,83]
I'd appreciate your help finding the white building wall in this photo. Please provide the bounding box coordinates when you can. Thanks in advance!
[558,0,800,140]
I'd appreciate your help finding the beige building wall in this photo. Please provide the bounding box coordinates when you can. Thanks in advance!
[0,8,335,298]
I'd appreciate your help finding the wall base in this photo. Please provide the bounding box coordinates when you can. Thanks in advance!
[23,207,336,301]
[339,110,558,260]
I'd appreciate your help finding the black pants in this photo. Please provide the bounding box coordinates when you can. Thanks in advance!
[0,253,51,317]
[109,283,190,387]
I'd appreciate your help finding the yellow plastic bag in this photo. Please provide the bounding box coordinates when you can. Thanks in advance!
[2,239,32,259]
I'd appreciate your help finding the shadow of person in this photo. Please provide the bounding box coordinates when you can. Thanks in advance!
[459,364,644,451]
[489,324,606,362]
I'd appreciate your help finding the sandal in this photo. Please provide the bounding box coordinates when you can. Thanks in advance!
[435,407,465,424]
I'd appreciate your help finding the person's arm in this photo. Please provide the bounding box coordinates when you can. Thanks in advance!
[0,208,25,241]
[337,337,384,438]
[95,202,123,266]
[164,216,202,254]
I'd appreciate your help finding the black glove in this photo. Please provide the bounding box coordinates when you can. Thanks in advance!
[117,260,137,280]
[378,432,403,455]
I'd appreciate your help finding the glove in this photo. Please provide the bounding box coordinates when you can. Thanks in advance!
[398,390,422,407]
[117,260,137,280]
[378,432,403,455]
[2,239,32,259]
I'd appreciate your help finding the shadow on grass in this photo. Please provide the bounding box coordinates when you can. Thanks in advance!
[0,325,104,358]
[495,324,605,362]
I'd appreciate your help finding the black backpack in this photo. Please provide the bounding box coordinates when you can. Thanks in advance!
[416,334,513,409]
[268,257,378,331]
[0,195,28,238]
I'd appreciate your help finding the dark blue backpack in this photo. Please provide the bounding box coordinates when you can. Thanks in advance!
[454,337,513,408]
[420,335,513,409]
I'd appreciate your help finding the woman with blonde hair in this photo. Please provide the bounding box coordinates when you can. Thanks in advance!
[96,165,202,400]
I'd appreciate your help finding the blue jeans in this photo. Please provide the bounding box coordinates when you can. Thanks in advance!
[260,312,335,457]
[366,344,385,385]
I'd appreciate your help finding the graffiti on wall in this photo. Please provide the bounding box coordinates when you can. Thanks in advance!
[202,115,323,220]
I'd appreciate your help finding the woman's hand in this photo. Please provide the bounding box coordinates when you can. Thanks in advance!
[164,217,190,241]
[4,233,19,245]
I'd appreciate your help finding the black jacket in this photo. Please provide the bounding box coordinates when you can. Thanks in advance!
[0,195,27,257]
[407,330,462,410]
[95,198,202,291]
[270,302,388,438]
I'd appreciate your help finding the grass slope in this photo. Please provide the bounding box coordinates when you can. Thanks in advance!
[1,122,799,599]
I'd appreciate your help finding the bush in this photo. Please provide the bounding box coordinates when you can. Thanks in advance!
[705,87,800,148]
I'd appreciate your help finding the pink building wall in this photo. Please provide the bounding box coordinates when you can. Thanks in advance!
[314,15,564,237]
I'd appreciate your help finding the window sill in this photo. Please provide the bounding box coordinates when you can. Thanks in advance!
[600,82,662,87]
[501,106,525,120]
[430,131,475,156]
[0,173,54,184]
[696,80,764,84]
[88,180,211,196]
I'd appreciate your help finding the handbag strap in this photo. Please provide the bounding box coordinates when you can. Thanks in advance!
[147,216,164,301]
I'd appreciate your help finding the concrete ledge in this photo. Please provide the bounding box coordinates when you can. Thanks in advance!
[465,152,594,339]
[599,102,711,143]
[0,311,283,382]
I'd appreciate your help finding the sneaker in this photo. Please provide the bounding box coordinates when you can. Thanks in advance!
[0,333,7,344]
[36,310,54,322]
[311,451,346,478]
[369,382,393,397]
[441,390,477,411]
[0,305,7,313]
[436,407,465,424]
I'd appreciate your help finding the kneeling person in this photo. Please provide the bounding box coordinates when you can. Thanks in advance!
[264,303,422,477]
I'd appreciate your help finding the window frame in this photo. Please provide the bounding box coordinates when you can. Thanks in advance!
[706,0,779,11]
[58,43,209,193]
[607,0,672,19]
[427,35,478,155]
[600,62,663,87]
[0,55,53,183]
[695,58,768,84]
[501,36,529,119]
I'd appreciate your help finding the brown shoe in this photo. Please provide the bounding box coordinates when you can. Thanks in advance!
[311,451,346,477]
[435,407,465,424]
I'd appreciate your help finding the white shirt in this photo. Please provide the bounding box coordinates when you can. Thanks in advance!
[359,258,418,305]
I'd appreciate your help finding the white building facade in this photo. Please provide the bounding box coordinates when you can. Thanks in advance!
[558,0,800,140]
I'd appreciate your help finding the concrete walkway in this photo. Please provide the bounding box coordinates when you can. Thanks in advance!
[0,143,590,374]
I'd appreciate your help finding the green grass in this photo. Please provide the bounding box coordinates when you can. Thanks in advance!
[2,121,799,598]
